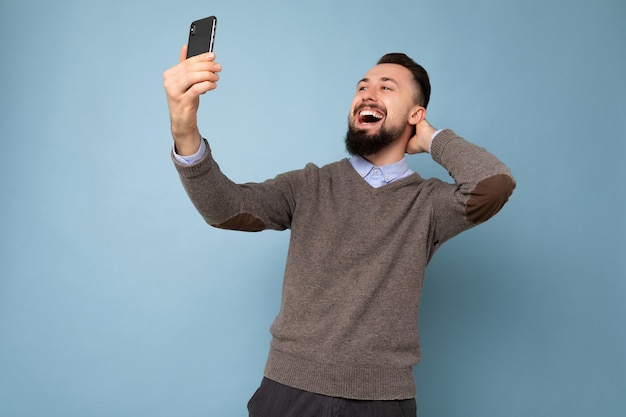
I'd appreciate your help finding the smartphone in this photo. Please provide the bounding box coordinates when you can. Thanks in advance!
[186,16,217,58]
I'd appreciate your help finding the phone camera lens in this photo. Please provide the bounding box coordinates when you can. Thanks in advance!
[190,25,196,35]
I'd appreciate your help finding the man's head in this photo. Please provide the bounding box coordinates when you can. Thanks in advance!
[377,53,430,109]
[345,53,430,159]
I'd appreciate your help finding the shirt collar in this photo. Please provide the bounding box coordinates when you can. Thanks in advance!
[348,155,411,183]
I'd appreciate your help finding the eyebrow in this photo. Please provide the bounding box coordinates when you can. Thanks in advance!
[357,77,400,87]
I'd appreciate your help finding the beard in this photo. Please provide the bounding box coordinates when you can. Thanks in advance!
[344,120,405,158]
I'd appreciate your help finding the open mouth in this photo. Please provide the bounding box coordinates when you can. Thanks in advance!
[357,109,384,124]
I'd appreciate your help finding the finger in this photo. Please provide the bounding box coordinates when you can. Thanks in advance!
[187,80,219,96]
[165,60,220,91]
[187,57,221,74]
[184,68,221,94]
[179,45,188,63]
[186,70,220,88]
[169,67,219,96]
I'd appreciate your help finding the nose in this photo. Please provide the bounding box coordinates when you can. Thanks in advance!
[361,88,378,102]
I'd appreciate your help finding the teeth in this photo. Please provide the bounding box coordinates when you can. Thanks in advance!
[359,110,383,119]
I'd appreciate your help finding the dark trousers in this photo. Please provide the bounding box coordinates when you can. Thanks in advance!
[248,378,417,417]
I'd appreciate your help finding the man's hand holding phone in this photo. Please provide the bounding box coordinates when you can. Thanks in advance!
[163,50,221,156]
[163,16,220,156]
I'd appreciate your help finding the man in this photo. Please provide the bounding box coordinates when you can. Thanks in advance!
[164,49,515,417]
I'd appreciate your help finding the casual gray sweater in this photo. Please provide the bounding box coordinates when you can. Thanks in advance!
[173,129,515,400]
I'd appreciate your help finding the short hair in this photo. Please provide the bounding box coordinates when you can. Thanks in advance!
[377,53,431,108]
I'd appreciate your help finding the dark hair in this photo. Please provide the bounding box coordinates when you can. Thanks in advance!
[377,53,431,108]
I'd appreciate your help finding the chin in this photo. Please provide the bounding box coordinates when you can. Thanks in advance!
[345,123,401,157]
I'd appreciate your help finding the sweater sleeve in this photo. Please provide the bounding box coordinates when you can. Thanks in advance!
[172,139,295,232]
[428,129,516,243]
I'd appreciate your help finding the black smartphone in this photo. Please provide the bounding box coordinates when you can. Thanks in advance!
[186,16,217,58]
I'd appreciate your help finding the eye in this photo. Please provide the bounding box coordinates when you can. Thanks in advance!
[358,85,368,91]
[381,85,392,91]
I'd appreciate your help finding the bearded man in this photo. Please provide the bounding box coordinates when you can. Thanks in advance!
[163,50,516,417]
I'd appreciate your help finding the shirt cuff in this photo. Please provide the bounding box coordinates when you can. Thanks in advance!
[172,139,207,165]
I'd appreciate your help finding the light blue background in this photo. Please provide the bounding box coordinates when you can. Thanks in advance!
[1,0,624,416]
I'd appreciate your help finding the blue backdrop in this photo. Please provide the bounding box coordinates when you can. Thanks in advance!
[1,1,624,416]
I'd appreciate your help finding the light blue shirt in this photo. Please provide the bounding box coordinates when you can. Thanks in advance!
[172,130,442,188]
[347,155,413,188]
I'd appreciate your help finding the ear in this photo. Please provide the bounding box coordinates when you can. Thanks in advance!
[408,105,426,126]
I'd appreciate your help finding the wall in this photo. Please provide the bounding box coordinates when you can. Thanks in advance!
[1,1,624,416]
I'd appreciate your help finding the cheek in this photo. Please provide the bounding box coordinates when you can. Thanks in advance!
[350,97,360,112]
[384,101,411,122]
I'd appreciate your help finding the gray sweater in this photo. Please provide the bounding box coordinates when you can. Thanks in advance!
[173,129,515,400]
